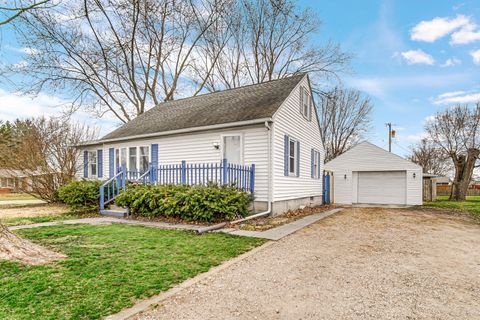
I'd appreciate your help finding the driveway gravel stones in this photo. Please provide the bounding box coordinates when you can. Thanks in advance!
[135,207,480,320]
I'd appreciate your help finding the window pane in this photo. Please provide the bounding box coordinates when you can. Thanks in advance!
[139,146,149,173]
[289,157,295,173]
[89,151,97,176]
[120,148,127,167]
[129,147,137,171]
[289,140,295,157]
[223,136,241,164]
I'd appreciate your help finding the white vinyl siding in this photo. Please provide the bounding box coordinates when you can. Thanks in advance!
[272,75,324,201]
[85,125,269,201]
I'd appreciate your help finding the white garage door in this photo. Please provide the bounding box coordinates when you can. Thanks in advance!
[357,171,406,205]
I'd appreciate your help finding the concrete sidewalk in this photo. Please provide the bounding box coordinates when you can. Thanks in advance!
[0,199,46,205]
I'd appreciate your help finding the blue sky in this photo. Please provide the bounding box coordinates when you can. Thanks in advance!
[302,0,480,155]
[1,0,480,156]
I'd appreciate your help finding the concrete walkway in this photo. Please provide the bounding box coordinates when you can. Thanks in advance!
[0,199,46,205]
[220,208,343,240]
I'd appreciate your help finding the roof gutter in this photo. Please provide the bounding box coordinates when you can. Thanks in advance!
[76,118,273,147]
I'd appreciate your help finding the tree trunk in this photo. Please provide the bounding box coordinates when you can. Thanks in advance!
[450,148,479,201]
[0,222,66,265]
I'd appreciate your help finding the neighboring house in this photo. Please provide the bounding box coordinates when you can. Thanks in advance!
[0,168,35,193]
[77,74,324,215]
[324,142,423,205]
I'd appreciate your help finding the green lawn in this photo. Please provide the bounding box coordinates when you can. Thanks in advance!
[0,193,38,201]
[0,224,265,320]
[423,195,480,218]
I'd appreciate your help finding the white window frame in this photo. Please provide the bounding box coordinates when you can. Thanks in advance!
[220,134,244,164]
[116,146,150,173]
[288,138,298,176]
[301,87,311,120]
[89,151,97,178]
[312,149,321,179]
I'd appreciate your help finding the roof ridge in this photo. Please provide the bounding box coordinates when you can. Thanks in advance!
[159,73,306,107]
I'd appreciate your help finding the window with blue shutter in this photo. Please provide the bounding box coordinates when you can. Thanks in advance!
[83,150,88,178]
[317,151,321,178]
[311,149,321,179]
[97,149,103,178]
[109,148,114,178]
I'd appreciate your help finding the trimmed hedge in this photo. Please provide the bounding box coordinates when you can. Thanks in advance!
[58,180,102,213]
[115,184,251,222]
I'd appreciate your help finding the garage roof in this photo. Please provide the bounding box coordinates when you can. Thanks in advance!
[324,141,422,171]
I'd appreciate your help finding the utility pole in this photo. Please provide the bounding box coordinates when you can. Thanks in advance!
[385,123,395,152]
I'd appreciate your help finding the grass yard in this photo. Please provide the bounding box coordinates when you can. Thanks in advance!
[0,193,38,201]
[423,195,480,218]
[0,224,265,320]
[1,214,85,226]
[0,204,88,227]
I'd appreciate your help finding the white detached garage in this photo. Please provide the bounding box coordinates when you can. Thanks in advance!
[324,142,423,206]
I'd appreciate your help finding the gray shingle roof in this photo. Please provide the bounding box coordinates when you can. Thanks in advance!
[101,74,305,141]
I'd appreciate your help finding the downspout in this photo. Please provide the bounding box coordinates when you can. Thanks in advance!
[198,120,273,234]
[229,120,273,225]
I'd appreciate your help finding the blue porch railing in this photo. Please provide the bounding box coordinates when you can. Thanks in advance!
[99,159,255,210]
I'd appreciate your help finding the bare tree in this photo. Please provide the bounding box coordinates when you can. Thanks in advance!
[0,117,97,202]
[0,0,50,25]
[7,0,350,123]
[0,116,92,265]
[319,87,372,162]
[408,138,451,176]
[8,0,230,123]
[192,0,350,92]
[425,103,480,201]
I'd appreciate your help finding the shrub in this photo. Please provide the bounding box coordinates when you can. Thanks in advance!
[58,180,102,213]
[115,184,251,222]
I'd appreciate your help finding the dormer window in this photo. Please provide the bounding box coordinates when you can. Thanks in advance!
[300,87,312,120]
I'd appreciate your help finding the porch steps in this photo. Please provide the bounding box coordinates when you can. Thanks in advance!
[100,205,129,218]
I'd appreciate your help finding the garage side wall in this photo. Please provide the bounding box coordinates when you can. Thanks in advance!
[406,169,423,205]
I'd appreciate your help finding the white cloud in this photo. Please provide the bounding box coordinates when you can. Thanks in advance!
[471,49,480,65]
[432,90,480,105]
[451,23,480,44]
[405,132,429,142]
[411,15,469,42]
[400,49,435,65]
[440,58,461,67]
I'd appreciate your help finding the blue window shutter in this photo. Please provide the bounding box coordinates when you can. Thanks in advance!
[151,144,158,167]
[108,148,114,178]
[311,149,314,178]
[296,141,300,177]
[317,152,321,179]
[83,151,88,178]
[283,135,289,176]
[97,149,103,178]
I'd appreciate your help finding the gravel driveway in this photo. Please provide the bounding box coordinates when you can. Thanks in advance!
[136,207,480,320]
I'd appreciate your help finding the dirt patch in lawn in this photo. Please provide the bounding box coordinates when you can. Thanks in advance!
[232,205,339,231]
[0,204,69,220]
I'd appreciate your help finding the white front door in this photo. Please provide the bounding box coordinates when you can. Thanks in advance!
[222,135,242,164]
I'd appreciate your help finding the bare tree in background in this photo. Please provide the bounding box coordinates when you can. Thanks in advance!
[319,87,372,162]
[408,138,451,176]
[193,0,350,92]
[425,103,480,201]
[0,0,50,25]
[0,116,93,265]
[0,117,97,202]
[6,0,350,123]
